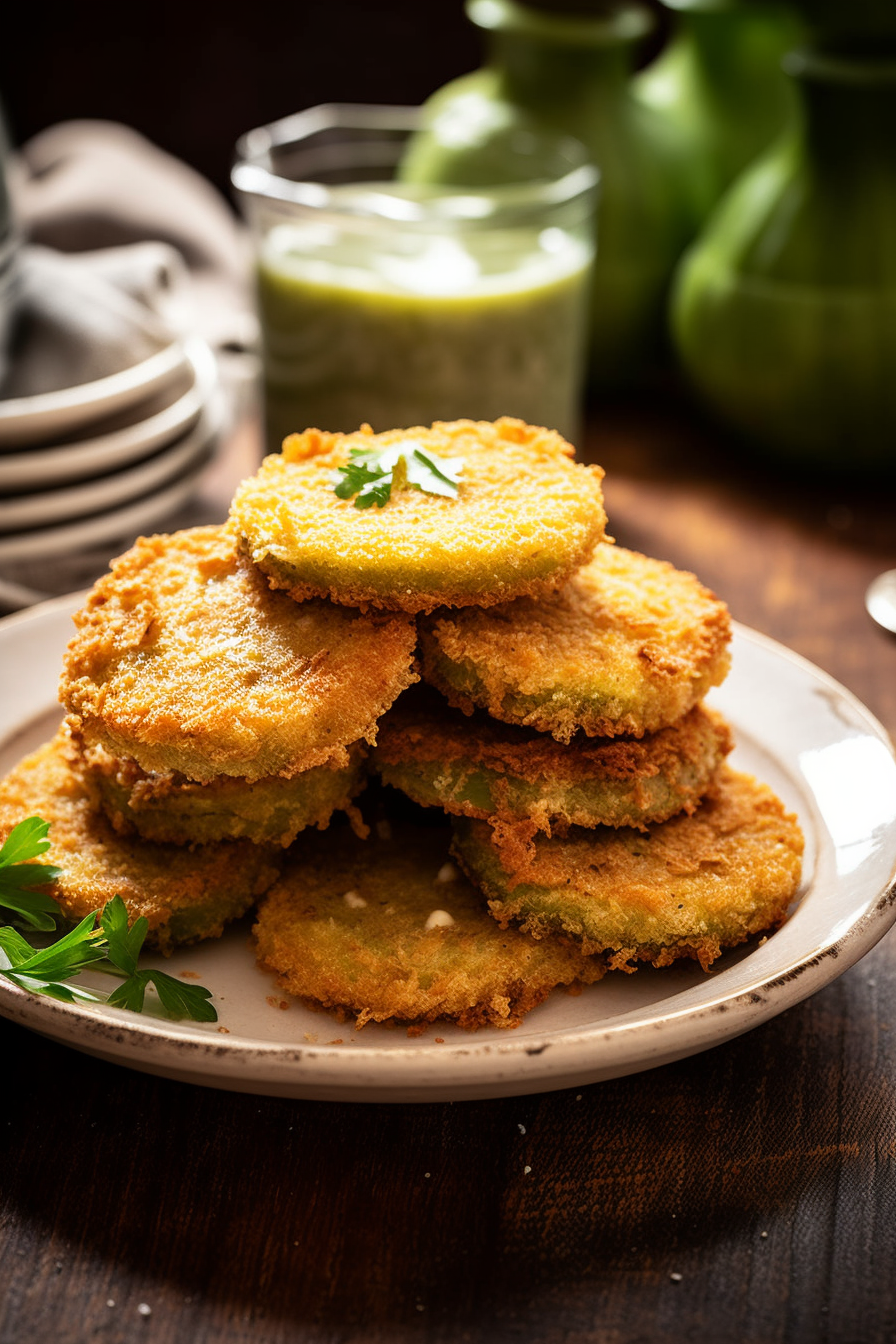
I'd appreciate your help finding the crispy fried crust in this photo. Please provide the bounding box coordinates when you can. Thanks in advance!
[373,686,733,833]
[419,545,732,739]
[0,733,281,952]
[229,418,607,614]
[450,766,804,972]
[253,823,606,1030]
[60,525,418,782]
[67,732,369,847]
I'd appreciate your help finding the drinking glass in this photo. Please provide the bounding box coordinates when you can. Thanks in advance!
[232,103,598,451]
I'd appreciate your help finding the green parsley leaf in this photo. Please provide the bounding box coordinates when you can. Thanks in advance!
[333,457,389,504]
[100,895,147,977]
[405,446,463,498]
[0,912,107,1006]
[0,816,53,866]
[0,817,62,931]
[106,969,216,1022]
[146,970,217,1023]
[332,440,463,509]
[0,925,42,968]
[0,823,217,1023]
[354,476,393,509]
[105,972,150,1014]
[1,910,107,980]
[2,971,105,1006]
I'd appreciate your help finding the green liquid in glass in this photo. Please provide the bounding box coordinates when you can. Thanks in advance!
[257,210,591,449]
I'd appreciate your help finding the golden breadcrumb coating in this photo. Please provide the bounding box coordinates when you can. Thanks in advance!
[253,822,606,1030]
[420,545,731,739]
[373,686,732,834]
[68,732,368,848]
[60,525,417,782]
[0,732,280,952]
[451,766,804,972]
[229,417,607,614]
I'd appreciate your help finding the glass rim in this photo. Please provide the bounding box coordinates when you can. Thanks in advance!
[231,102,599,227]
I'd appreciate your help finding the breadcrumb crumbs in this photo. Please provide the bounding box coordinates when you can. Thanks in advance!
[424,908,455,929]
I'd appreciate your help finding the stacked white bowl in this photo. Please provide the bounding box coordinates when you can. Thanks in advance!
[0,246,223,609]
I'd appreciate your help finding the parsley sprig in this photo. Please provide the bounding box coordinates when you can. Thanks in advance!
[0,818,216,1022]
[0,817,62,931]
[333,440,463,509]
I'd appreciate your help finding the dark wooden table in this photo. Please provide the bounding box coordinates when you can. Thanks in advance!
[2,393,895,1344]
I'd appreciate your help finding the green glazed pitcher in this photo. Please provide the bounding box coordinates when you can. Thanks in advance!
[634,0,802,230]
[399,0,695,392]
[670,45,896,471]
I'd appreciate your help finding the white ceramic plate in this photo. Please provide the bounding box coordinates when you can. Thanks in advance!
[0,599,894,1103]
[0,339,190,449]
[0,339,216,491]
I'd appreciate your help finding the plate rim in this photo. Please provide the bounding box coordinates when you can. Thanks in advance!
[0,601,894,1101]
[0,340,189,447]
[0,398,222,563]
[0,337,216,490]
[0,389,218,533]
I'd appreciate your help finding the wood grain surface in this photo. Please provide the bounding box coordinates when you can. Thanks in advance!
[2,393,895,1344]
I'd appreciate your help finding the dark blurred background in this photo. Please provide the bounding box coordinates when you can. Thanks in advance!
[1,1,670,206]
[0,0,484,201]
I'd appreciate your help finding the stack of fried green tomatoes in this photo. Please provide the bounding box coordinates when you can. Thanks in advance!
[0,417,803,1031]
[234,417,803,1031]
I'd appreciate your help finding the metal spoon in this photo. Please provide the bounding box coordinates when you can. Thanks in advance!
[866,569,896,635]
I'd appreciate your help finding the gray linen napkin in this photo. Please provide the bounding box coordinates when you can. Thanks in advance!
[1,244,177,399]
[7,119,255,361]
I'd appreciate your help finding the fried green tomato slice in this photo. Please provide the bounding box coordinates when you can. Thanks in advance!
[60,524,417,782]
[229,417,607,615]
[373,687,733,834]
[0,733,280,952]
[70,734,368,847]
[419,545,732,739]
[451,766,804,972]
[253,823,606,1030]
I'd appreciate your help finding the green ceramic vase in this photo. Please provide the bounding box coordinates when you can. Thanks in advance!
[634,0,802,230]
[670,45,896,470]
[399,0,695,392]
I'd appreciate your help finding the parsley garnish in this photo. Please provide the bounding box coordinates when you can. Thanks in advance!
[98,898,217,1022]
[333,440,463,509]
[0,819,216,1022]
[0,817,61,931]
